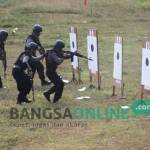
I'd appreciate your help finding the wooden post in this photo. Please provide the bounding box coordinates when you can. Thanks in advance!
[97,31,101,90]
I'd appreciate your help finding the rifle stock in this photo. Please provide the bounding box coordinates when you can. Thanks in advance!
[31,78,35,102]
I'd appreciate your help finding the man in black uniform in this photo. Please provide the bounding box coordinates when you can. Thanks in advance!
[12,42,45,104]
[0,30,8,88]
[44,40,70,103]
[25,24,50,86]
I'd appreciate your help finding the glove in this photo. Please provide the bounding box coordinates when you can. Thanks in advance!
[70,52,74,62]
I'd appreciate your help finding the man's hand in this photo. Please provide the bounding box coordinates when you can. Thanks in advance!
[28,69,33,78]
[38,46,45,55]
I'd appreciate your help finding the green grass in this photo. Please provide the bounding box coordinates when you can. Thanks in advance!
[0,0,150,149]
[138,0,150,9]
[0,0,17,8]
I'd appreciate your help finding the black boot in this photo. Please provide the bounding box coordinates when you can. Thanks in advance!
[24,97,32,103]
[17,93,30,104]
[43,90,51,102]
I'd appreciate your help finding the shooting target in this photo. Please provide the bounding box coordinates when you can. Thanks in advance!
[69,27,78,70]
[87,29,98,74]
[141,46,150,89]
[113,36,123,81]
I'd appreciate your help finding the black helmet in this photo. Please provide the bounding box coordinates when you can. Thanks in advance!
[0,30,8,41]
[54,40,65,49]
[32,24,42,33]
[26,42,38,50]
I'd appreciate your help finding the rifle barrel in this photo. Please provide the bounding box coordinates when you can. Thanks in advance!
[63,50,93,61]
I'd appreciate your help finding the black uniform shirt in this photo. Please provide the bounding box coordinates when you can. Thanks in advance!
[46,49,64,72]
[14,51,32,71]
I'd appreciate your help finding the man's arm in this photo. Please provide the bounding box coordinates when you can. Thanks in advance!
[38,46,45,55]
[31,54,45,61]
[34,37,45,55]
[0,48,7,76]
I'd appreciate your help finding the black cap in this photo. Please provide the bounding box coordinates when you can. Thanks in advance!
[32,24,42,33]
[54,40,65,49]
[26,42,38,50]
[0,30,8,40]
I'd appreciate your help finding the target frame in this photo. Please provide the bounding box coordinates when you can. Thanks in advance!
[112,36,125,97]
[140,41,150,99]
[87,29,101,89]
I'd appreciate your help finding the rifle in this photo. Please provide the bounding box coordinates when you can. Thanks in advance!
[30,77,35,102]
[63,50,93,62]
[27,65,35,102]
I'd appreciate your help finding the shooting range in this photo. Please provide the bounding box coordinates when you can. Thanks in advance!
[141,41,150,99]
[112,36,125,97]
[87,29,101,89]
[69,26,82,84]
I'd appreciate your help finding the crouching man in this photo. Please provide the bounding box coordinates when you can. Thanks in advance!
[12,42,45,104]
[44,40,70,103]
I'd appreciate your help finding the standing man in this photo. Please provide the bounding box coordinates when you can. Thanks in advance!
[25,24,50,86]
[44,40,70,103]
[12,42,45,104]
[0,30,8,88]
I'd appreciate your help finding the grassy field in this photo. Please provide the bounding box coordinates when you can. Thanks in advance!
[0,0,150,149]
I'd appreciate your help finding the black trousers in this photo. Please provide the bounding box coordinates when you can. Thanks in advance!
[12,68,31,102]
[46,70,64,103]
[0,76,3,88]
[30,61,45,82]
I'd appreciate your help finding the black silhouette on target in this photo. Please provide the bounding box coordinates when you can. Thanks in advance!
[117,52,120,60]
[72,41,75,48]
[146,58,149,67]
[91,44,94,52]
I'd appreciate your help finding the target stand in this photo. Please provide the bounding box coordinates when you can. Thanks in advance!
[70,66,83,84]
[112,79,125,97]
[69,26,83,84]
[87,29,101,90]
[140,41,150,99]
[112,36,125,98]
[89,71,101,90]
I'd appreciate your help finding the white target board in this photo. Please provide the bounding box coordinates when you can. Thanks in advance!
[113,36,123,81]
[87,29,98,74]
[69,27,79,70]
[141,42,150,89]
